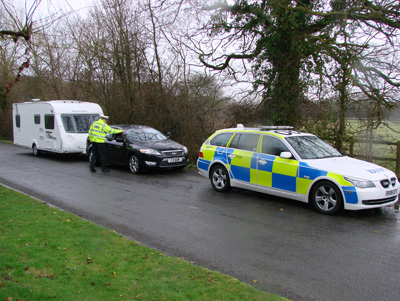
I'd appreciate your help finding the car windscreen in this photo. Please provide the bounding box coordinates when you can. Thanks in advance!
[61,114,100,133]
[285,135,342,159]
[126,127,167,142]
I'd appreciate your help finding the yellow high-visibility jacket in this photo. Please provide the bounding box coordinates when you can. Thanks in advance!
[88,119,122,143]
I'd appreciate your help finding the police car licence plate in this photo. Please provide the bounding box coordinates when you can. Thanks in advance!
[386,189,398,196]
[168,157,183,163]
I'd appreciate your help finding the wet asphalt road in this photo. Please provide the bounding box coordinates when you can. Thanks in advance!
[1,142,400,301]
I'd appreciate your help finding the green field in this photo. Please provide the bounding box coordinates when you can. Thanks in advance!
[346,119,400,172]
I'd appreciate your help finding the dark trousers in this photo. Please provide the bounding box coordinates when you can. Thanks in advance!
[90,142,108,171]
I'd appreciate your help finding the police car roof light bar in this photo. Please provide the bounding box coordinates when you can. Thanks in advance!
[259,126,294,131]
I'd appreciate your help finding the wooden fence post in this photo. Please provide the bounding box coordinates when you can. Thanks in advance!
[396,142,400,210]
[396,141,400,179]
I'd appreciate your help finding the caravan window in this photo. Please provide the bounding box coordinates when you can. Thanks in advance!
[34,114,40,124]
[61,114,100,133]
[45,114,54,129]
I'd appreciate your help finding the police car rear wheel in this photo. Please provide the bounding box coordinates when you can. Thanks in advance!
[129,154,141,174]
[311,181,343,215]
[210,165,230,192]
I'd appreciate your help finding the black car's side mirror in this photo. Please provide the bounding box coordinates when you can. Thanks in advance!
[106,133,114,141]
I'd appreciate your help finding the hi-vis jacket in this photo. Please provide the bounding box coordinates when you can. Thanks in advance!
[88,119,122,143]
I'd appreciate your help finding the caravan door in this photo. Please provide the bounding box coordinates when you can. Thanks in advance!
[44,113,62,152]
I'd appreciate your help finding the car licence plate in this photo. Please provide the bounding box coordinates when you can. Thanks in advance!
[168,157,183,163]
[386,189,398,196]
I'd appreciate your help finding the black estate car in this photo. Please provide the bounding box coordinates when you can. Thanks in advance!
[87,125,189,174]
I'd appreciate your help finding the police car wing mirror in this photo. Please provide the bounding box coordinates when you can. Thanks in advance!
[280,151,293,159]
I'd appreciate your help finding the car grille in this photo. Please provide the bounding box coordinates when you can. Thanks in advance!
[160,158,188,167]
[162,150,184,157]
[380,177,397,188]
[362,196,397,205]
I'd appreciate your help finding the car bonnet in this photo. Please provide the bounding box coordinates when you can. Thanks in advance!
[131,139,184,151]
[302,156,396,181]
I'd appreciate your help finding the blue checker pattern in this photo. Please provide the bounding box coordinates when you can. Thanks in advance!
[256,153,275,173]
[273,173,297,192]
[342,186,358,204]
[298,162,327,180]
[197,158,210,171]
[230,165,251,182]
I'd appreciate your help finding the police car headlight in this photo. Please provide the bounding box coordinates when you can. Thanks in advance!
[344,176,376,188]
[140,149,162,156]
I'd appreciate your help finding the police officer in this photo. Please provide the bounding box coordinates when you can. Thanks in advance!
[88,115,123,173]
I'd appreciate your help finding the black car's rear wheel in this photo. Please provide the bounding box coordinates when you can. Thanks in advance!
[129,154,141,174]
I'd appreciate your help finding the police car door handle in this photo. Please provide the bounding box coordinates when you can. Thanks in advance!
[258,159,267,165]
[228,154,235,159]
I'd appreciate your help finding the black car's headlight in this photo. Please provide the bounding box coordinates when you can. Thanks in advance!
[140,149,162,156]
[183,146,188,155]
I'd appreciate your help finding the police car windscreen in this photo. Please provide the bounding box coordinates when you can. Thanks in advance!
[286,136,342,160]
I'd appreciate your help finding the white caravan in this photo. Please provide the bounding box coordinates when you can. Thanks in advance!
[13,100,104,156]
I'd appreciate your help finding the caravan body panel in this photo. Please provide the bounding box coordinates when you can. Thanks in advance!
[13,100,103,154]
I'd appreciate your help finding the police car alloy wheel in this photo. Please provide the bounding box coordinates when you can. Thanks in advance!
[129,154,141,174]
[210,165,231,192]
[311,180,343,214]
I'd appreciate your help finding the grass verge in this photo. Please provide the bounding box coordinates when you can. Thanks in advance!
[0,185,285,300]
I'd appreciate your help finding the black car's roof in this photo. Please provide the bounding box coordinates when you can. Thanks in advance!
[111,124,155,130]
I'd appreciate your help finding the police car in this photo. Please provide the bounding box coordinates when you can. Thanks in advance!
[197,125,399,214]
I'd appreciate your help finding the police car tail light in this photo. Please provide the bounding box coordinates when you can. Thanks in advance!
[344,176,375,188]
[199,151,204,158]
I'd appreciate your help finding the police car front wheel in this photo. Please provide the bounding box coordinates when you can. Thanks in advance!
[311,181,343,215]
[210,165,230,192]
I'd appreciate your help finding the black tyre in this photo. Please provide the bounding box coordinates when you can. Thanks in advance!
[129,154,141,174]
[311,181,343,215]
[210,165,230,192]
[87,147,93,162]
[32,144,41,157]
[87,148,99,166]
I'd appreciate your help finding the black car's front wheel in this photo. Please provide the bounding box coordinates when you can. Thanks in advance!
[129,154,141,174]
[210,165,230,192]
[310,181,343,215]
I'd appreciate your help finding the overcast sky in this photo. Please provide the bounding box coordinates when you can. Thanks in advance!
[12,0,93,17]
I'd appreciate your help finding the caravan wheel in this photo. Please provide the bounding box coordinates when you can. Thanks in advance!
[32,144,41,157]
